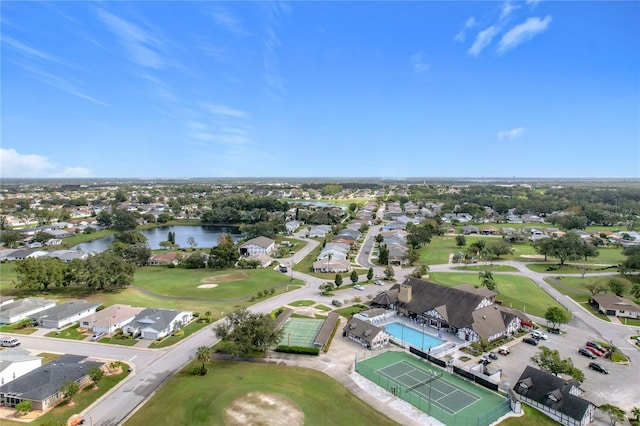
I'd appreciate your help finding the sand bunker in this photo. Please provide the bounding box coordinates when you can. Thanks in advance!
[197,284,218,289]
[224,392,304,426]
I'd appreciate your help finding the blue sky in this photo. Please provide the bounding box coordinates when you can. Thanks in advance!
[1,1,638,179]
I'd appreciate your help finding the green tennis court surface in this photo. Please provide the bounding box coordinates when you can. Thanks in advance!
[356,351,511,426]
[278,318,324,348]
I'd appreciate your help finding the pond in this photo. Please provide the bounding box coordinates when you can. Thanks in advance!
[72,225,242,252]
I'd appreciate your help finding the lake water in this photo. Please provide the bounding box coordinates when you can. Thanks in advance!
[72,225,241,252]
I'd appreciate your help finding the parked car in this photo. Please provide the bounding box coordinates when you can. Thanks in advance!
[531,330,548,340]
[488,352,499,360]
[90,332,105,341]
[523,337,538,346]
[579,348,597,359]
[588,362,609,374]
[1,337,20,347]
[354,285,365,291]
[547,327,561,335]
[586,341,605,352]
[374,280,384,286]
[498,346,510,355]
[585,346,604,357]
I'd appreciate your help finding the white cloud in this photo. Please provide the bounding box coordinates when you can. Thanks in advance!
[500,2,521,20]
[0,148,93,178]
[466,17,477,28]
[497,127,525,140]
[498,15,552,54]
[209,7,249,37]
[468,26,499,57]
[454,31,465,43]
[454,16,477,42]
[2,35,70,66]
[203,104,248,119]
[96,9,165,69]
[410,53,430,73]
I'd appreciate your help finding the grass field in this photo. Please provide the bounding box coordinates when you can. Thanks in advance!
[429,272,565,318]
[124,360,399,426]
[526,264,619,274]
[453,265,518,272]
[418,236,538,266]
[500,406,561,426]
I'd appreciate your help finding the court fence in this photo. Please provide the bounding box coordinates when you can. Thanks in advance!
[354,361,511,426]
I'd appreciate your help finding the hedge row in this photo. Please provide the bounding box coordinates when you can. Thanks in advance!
[275,345,320,356]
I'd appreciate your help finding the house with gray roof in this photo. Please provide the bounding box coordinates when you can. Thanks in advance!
[343,318,389,350]
[308,224,332,238]
[0,354,103,411]
[79,304,144,334]
[0,298,57,324]
[372,278,526,343]
[0,347,42,386]
[591,294,640,319]
[123,308,193,340]
[513,366,595,426]
[33,300,100,329]
[238,236,275,256]
[312,258,351,273]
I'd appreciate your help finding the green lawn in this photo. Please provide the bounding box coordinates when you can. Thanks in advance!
[526,264,618,274]
[124,360,399,426]
[0,323,38,335]
[418,236,538,266]
[315,304,333,312]
[289,300,316,307]
[2,363,130,426]
[428,272,565,318]
[545,277,594,303]
[45,323,87,340]
[500,407,561,426]
[335,304,368,318]
[151,320,209,348]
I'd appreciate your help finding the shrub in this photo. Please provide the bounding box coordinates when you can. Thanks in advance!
[174,330,184,337]
[275,345,320,356]
[270,288,275,295]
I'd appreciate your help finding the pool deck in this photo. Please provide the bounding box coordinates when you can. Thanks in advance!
[377,314,466,355]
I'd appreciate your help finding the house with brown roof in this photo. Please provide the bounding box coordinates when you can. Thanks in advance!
[313,258,351,273]
[513,366,595,426]
[591,294,640,319]
[79,304,144,334]
[372,278,527,343]
[239,236,276,256]
[148,252,182,266]
[343,317,389,349]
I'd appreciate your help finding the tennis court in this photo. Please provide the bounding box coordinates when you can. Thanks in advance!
[356,351,511,426]
[278,318,324,348]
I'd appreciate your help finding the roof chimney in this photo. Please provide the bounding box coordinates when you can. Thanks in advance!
[399,284,412,304]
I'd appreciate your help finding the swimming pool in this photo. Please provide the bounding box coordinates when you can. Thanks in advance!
[384,322,445,350]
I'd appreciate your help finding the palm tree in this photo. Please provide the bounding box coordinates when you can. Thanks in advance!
[631,407,640,422]
[196,346,211,376]
[478,270,497,291]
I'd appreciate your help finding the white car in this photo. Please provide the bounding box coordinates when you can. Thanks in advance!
[90,332,105,341]
[532,330,548,340]
[354,285,365,291]
[375,280,384,286]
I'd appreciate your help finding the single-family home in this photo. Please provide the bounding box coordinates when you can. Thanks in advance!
[148,252,182,266]
[285,220,302,234]
[481,226,499,235]
[343,318,389,350]
[372,278,526,343]
[79,304,144,334]
[317,247,348,262]
[123,308,193,340]
[513,366,596,426]
[0,347,42,386]
[244,254,274,268]
[0,298,57,324]
[0,354,103,411]
[591,294,640,319]
[238,236,276,256]
[308,224,332,238]
[33,300,100,329]
[312,258,351,273]
[463,225,479,235]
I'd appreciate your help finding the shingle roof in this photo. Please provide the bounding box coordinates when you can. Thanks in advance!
[0,354,103,402]
[0,348,42,373]
[35,300,99,322]
[241,236,275,248]
[0,298,57,320]
[514,366,593,422]
[343,318,386,344]
[592,294,640,313]
[129,308,188,332]
[314,312,340,347]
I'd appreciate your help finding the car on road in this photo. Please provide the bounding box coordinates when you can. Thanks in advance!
[523,337,538,346]
[374,280,384,286]
[498,346,510,355]
[1,337,20,347]
[91,332,105,341]
[488,352,498,360]
[588,362,609,374]
[354,285,365,291]
[531,330,548,340]
[578,348,597,359]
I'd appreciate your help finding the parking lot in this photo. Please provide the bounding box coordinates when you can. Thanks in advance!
[481,322,638,409]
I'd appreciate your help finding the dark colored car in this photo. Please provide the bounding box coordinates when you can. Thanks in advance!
[579,348,597,359]
[523,337,538,346]
[488,352,499,360]
[588,362,609,374]
[547,327,561,335]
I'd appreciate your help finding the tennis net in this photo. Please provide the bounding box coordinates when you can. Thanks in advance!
[406,371,443,391]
